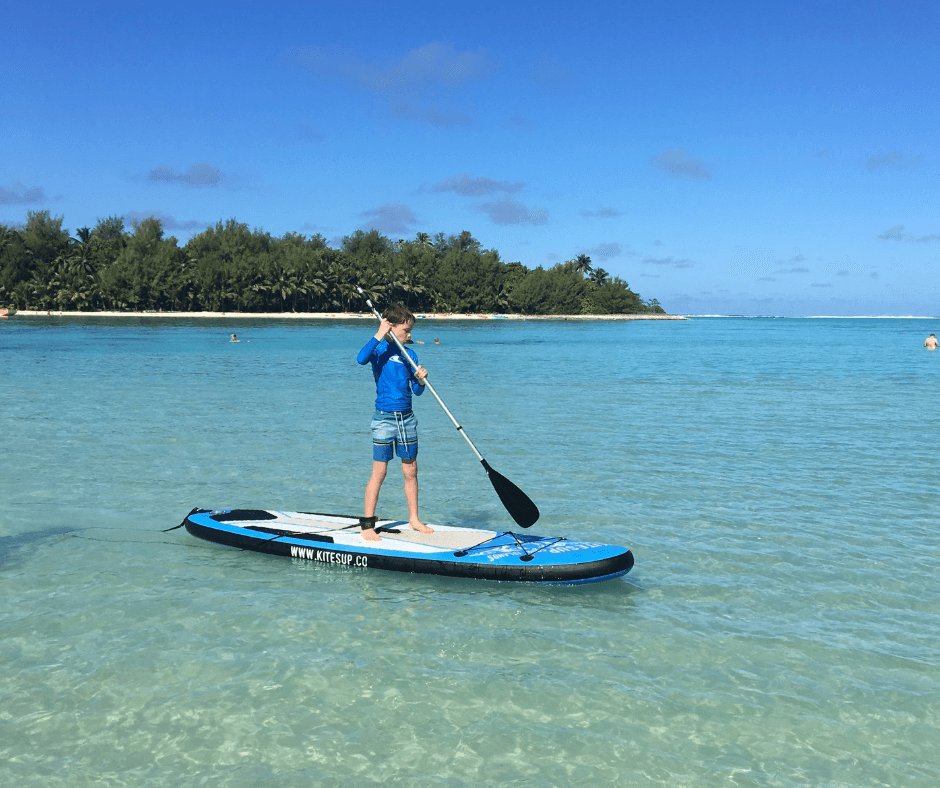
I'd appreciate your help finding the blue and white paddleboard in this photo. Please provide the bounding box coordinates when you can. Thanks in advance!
[180,509,634,585]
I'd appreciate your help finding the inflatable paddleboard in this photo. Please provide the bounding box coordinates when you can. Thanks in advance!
[180,509,634,585]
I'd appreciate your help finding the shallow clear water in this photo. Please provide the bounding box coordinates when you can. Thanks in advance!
[1,316,938,787]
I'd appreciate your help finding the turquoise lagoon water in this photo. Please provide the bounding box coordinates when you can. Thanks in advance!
[1,316,938,787]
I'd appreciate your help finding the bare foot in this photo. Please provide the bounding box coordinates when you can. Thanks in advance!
[361,528,382,542]
[409,521,434,534]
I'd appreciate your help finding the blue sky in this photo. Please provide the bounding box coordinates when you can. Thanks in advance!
[2,0,937,315]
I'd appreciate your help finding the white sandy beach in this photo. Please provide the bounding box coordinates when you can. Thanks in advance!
[11,310,686,320]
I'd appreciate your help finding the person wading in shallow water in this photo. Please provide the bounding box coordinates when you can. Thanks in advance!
[925,334,939,349]
[356,305,434,543]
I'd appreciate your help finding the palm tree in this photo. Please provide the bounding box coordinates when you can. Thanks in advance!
[494,281,511,312]
[29,259,56,310]
[62,236,100,309]
[356,269,387,311]
[302,271,327,311]
[590,267,609,287]
[0,226,13,256]
[573,254,593,277]
[270,266,299,311]
[387,267,431,310]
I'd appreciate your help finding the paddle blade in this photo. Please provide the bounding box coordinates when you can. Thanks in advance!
[481,459,540,528]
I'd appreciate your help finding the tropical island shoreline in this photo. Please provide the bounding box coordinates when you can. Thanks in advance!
[9,309,686,321]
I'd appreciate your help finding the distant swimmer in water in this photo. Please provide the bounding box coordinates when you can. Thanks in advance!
[926,334,939,349]
[433,337,441,345]
[230,334,240,343]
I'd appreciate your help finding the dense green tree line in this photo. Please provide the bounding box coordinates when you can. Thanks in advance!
[0,211,665,315]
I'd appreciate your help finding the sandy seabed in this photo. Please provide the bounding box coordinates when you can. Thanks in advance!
[11,310,685,321]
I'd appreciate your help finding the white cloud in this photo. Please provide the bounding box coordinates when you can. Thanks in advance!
[358,204,417,236]
[292,41,494,127]
[147,164,227,188]
[651,148,712,180]
[373,42,494,92]
[527,55,572,91]
[878,223,940,242]
[584,242,623,259]
[433,174,525,197]
[294,41,493,92]
[581,207,625,218]
[480,198,548,226]
[773,254,810,275]
[123,210,206,233]
[389,99,471,127]
[642,255,695,269]
[0,181,47,205]
[503,112,531,130]
[866,152,923,171]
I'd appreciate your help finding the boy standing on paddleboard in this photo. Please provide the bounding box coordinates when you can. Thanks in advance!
[357,305,434,542]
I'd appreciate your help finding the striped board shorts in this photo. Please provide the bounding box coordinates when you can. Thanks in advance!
[371,409,418,461]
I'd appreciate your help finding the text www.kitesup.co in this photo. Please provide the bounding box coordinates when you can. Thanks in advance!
[290,546,368,567]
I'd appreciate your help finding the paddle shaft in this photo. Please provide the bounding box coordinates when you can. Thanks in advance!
[356,288,484,462]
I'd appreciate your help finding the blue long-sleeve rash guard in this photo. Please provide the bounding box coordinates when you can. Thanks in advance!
[357,337,425,412]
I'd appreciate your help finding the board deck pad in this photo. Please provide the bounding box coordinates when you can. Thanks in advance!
[181,509,634,585]
[373,528,489,550]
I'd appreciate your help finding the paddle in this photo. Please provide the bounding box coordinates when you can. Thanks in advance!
[356,286,540,528]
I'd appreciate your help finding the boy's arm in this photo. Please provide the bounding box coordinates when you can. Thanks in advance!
[374,318,392,341]
[407,349,427,394]
[357,337,380,365]
[411,367,427,394]
[358,319,394,364]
